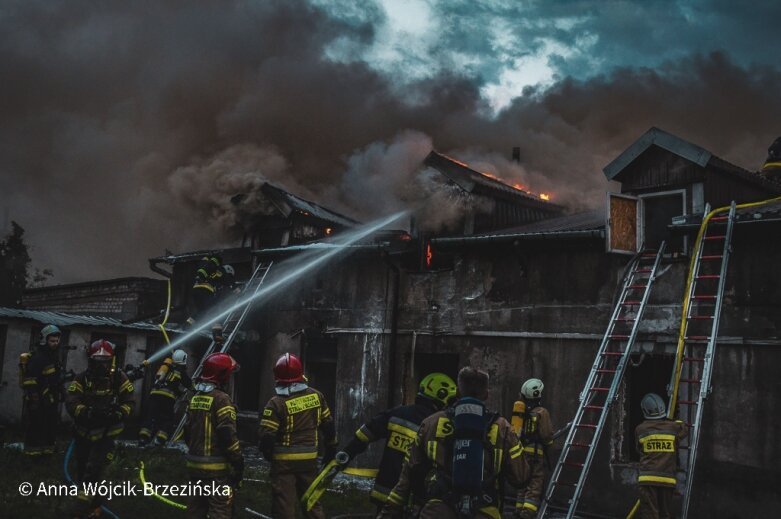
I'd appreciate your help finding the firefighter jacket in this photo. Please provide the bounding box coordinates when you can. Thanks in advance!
[184,386,243,477]
[258,385,337,471]
[150,364,192,400]
[519,405,553,457]
[344,395,440,504]
[635,418,688,487]
[65,369,135,441]
[388,407,530,510]
[22,347,62,406]
[193,256,222,293]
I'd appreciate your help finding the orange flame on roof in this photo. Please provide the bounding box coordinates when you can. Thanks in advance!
[539,193,550,201]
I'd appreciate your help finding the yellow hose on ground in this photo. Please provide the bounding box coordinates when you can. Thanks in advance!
[138,461,187,510]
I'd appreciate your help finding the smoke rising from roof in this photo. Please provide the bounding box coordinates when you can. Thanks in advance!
[1,1,779,282]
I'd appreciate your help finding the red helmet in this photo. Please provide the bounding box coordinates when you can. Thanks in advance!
[274,353,305,384]
[88,339,115,359]
[200,352,239,384]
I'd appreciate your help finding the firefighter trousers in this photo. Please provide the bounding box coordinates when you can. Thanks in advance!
[139,394,175,442]
[637,485,673,519]
[419,499,502,519]
[70,436,115,517]
[516,455,545,518]
[187,474,234,519]
[271,466,326,519]
[24,401,58,455]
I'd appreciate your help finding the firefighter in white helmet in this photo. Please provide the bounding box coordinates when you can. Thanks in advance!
[138,349,191,445]
[515,378,554,518]
[634,393,688,519]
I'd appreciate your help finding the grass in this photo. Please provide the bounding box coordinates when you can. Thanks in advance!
[0,438,376,518]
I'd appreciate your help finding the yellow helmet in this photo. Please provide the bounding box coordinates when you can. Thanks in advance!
[418,372,457,408]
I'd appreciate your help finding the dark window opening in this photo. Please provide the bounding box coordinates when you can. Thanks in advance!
[412,352,460,388]
[303,336,338,411]
[624,354,675,461]
[641,193,685,253]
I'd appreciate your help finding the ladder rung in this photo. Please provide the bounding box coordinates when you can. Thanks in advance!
[595,369,616,374]
[685,335,709,341]
[692,294,717,300]
[678,400,698,405]
[696,275,720,280]
[700,255,723,261]
[688,315,714,320]
[575,423,598,428]
[680,379,702,384]
[609,334,629,339]
[641,253,657,258]
[710,216,729,222]
[555,481,577,487]
[622,300,642,305]
[570,442,592,448]
[564,461,584,468]
[685,357,705,362]
[602,351,623,356]
[614,317,635,321]
[628,284,647,289]
[589,387,609,392]
[584,405,604,410]
[703,235,725,240]
[635,268,653,273]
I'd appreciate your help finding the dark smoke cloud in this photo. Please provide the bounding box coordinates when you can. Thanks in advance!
[0,0,779,283]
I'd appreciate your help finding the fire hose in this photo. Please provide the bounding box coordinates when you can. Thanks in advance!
[137,461,187,510]
[63,439,121,519]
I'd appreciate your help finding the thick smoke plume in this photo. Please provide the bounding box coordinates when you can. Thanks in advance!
[0,1,779,282]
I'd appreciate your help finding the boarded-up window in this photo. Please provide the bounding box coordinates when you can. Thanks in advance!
[608,194,638,253]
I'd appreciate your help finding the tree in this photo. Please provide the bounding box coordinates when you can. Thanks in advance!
[0,221,32,307]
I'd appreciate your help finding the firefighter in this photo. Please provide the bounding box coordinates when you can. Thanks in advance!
[383,367,530,519]
[65,340,135,518]
[139,349,192,446]
[258,352,338,519]
[634,393,688,519]
[184,352,244,519]
[21,324,64,456]
[340,372,456,512]
[187,254,223,326]
[514,378,554,518]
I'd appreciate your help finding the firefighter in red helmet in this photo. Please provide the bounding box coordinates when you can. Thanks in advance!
[258,352,338,519]
[65,339,135,518]
[184,352,244,519]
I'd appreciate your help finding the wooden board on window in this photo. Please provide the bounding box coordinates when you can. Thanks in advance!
[607,193,638,254]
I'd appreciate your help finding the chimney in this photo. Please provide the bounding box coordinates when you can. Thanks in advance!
[512,147,521,163]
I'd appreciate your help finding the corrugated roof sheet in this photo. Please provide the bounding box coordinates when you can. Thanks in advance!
[478,209,604,237]
[0,307,184,333]
[261,183,359,227]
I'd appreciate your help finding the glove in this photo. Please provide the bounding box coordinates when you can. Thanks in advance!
[322,444,337,465]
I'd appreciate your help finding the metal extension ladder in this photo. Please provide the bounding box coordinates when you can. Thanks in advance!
[540,243,666,518]
[169,260,273,443]
[668,202,736,518]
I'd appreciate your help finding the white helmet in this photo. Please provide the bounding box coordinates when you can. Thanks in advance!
[521,378,544,399]
[172,349,188,366]
[222,264,235,276]
[641,393,667,419]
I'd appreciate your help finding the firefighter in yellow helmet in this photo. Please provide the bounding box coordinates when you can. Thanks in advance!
[384,367,530,519]
[258,353,337,519]
[340,372,456,513]
[184,352,243,519]
[514,378,554,518]
[21,324,64,456]
[634,393,688,519]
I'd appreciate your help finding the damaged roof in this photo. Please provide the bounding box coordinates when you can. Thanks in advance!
[260,183,359,228]
[432,210,604,247]
[424,150,563,209]
[0,307,185,333]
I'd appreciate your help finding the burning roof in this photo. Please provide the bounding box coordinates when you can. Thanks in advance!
[259,183,360,228]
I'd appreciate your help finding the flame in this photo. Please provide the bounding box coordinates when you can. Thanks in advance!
[513,183,526,191]
[324,227,333,236]
[539,193,550,200]
[426,242,433,268]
